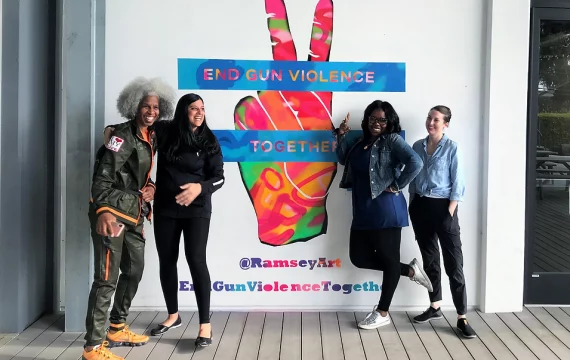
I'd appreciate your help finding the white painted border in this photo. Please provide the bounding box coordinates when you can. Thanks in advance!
[479,0,531,312]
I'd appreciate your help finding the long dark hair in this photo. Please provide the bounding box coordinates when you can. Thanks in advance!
[361,100,402,138]
[162,93,220,162]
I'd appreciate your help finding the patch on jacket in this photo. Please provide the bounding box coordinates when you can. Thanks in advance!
[106,136,124,152]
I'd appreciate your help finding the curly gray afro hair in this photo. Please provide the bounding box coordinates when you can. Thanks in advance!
[116,77,176,120]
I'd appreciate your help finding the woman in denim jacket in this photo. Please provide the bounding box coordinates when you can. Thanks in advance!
[408,105,476,339]
[335,100,433,330]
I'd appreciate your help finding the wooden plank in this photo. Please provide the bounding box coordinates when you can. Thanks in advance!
[0,313,61,359]
[459,312,516,360]
[191,311,230,360]
[406,312,451,360]
[279,312,301,360]
[235,312,264,360]
[111,311,156,359]
[32,331,82,360]
[10,316,65,359]
[515,308,570,359]
[301,312,323,360]
[497,312,559,360]
[441,311,494,360]
[376,313,408,360]
[123,311,166,359]
[0,336,15,350]
[169,310,204,360]
[53,332,87,359]
[355,312,387,360]
[429,312,473,360]
[391,312,429,360]
[53,311,141,360]
[337,312,366,360]
[213,312,247,360]
[477,312,537,360]
[258,312,283,360]
[12,310,570,360]
[545,307,570,331]
[528,307,570,346]
[146,311,193,360]
[319,312,343,360]
[561,307,570,317]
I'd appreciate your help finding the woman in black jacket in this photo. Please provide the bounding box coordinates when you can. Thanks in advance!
[104,93,224,347]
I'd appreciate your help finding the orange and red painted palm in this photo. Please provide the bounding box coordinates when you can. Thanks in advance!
[234,0,337,246]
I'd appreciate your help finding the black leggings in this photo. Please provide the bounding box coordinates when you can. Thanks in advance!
[154,214,211,324]
[349,227,411,312]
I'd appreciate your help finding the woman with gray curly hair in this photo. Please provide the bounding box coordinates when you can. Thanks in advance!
[84,76,175,360]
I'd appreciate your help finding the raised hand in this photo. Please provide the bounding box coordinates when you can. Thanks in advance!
[234,0,336,246]
[338,112,351,136]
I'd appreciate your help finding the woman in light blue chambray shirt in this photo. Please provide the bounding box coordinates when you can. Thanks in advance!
[408,105,477,339]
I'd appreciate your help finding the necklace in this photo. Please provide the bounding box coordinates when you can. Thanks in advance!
[363,135,381,150]
[363,140,376,150]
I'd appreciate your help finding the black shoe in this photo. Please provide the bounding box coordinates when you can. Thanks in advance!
[195,330,213,347]
[150,315,182,336]
[457,318,477,339]
[413,307,443,323]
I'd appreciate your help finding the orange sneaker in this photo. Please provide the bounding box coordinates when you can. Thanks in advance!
[81,341,124,360]
[106,324,149,347]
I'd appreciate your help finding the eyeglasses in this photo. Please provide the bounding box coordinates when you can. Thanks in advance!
[368,116,387,124]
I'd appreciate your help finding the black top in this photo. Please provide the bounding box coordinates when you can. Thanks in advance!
[152,121,225,219]
[349,142,409,229]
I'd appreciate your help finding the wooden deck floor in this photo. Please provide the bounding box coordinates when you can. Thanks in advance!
[2,308,570,359]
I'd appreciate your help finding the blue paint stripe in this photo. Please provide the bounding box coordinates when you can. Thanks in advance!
[212,130,406,162]
[178,58,406,92]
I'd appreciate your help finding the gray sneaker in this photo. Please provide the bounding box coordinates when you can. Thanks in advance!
[357,307,391,330]
[409,258,433,292]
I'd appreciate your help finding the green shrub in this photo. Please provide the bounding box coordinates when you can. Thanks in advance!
[538,113,570,152]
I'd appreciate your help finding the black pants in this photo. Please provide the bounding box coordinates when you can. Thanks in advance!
[154,214,211,324]
[409,196,467,315]
[349,227,411,312]
[85,209,145,346]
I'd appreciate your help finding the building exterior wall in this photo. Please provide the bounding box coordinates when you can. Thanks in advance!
[54,0,531,330]
[0,0,55,333]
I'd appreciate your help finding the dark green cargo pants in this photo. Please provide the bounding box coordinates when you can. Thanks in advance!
[84,209,146,346]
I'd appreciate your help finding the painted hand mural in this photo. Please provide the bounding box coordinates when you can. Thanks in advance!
[233,0,337,246]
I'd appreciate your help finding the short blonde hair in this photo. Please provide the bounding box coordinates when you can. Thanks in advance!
[116,77,176,120]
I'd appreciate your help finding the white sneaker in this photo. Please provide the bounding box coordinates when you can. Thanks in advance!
[409,258,433,292]
[358,307,391,330]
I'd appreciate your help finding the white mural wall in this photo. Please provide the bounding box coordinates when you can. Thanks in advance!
[105,0,485,311]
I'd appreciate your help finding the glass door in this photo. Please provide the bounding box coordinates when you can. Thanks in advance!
[526,7,570,304]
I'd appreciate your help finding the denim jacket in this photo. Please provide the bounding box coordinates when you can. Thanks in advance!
[336,131,423,199]
[408,134,465,201]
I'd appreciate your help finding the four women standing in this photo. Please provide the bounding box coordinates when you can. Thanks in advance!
[101,91,475,342]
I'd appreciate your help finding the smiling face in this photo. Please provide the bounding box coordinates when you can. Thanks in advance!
[188,99,205,131]
[136,95,160,128]
[368,109,387,136]
[426,109,449,136]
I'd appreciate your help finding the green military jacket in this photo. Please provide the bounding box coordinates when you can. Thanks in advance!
[90,120,157,226]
